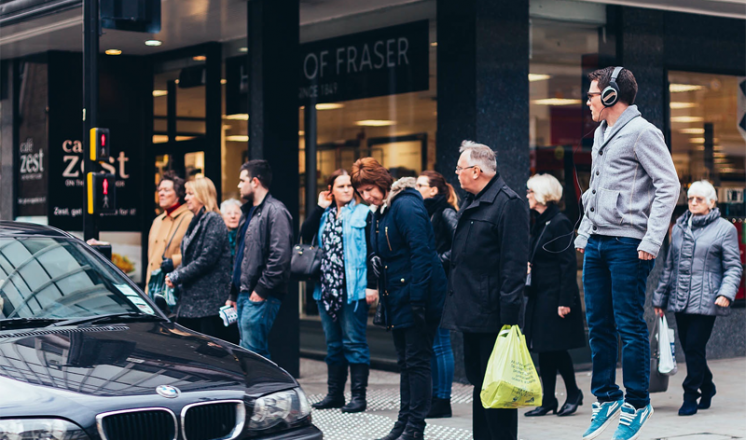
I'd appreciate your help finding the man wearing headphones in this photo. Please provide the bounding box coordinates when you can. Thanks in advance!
[575,67,679,440]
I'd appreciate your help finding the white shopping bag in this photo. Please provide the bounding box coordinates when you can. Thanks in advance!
[657,316,678,376]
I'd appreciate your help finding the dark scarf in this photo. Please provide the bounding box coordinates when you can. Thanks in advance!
[424,194,449,218]
[165,202,182,217]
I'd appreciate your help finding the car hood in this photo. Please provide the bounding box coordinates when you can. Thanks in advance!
[0,321,297,413]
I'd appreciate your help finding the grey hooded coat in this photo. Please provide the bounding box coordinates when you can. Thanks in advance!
[652,208,742,316]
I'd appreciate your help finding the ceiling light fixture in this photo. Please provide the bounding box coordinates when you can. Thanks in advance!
[670,102,696,109]
[105,49,122,55]
[680,128,705,134]
[299,130,305,136]
[193,55,207,61]
[533,98,582,106]
[221,79,227,85]
[239,47,248,53]
[224,114,249,121]
[671,116,705,123]
[226,135,249,142]
[430,42,438,47]
[528,74,551,82]
[145,40,162,47]
[355,120,396,127]
[152,90,168,97]
[315,103,344,110]
[669,84,703,93]
[689,137,720,144]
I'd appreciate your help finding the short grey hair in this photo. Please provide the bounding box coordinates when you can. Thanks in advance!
[220,198,242,213]
[688,180,718,206]
[527,173,563,205]
[459,140,497,175]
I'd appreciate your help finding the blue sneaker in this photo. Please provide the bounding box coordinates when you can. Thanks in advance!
[612,402,654,440]
[582,400,624,440]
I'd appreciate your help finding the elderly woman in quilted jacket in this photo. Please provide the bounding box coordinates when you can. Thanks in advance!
[653,180,743,417]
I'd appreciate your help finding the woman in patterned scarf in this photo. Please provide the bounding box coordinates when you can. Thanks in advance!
[300,169,378,414]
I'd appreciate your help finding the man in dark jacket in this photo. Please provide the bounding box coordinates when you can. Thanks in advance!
[226,160,293,359]
[441,141,529,440]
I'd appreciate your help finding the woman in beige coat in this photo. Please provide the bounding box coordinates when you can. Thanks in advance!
[146,172,193,290]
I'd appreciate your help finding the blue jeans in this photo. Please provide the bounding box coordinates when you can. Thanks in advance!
[237,294,282,359]
[583,235,654,408]
[318,299,370,365]
[431,327,454,399]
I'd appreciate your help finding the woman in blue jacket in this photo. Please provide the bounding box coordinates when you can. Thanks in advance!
[352,158,447,440]
[300,169,378,414]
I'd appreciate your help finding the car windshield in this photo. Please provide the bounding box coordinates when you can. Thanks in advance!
[0,236,155,321]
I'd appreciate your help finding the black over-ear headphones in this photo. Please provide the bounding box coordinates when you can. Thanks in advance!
[601,66,624,107]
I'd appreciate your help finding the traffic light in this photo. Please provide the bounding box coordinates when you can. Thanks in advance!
[89,127,110,162]
[87,173,117,215]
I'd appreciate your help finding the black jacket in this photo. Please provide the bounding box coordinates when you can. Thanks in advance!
[370,178,447,329]
[424,195,458,264]
[523,204,586,352]
[234,194,294,301]
[170,209,232,318]
[441,176,529,333]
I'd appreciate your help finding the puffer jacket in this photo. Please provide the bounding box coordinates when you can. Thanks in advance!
[652,208,742,316]
[370,177,447,329]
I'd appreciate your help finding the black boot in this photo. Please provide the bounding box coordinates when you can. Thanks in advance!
[312,363,347,409]
[524,399,558,417]
[557,390,583,417]
[375,421,406,440]
[395,425,424,440]
[426,397,452,418]
[341,364,369,413]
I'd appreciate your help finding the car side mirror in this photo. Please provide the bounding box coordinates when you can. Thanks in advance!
[153,295,171,316]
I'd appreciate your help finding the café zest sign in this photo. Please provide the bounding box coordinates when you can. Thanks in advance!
[299,20,429,104]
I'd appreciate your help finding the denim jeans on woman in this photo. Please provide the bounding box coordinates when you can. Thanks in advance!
[431,327,454,399]
[583,235,654,409]
[317,298,370,366]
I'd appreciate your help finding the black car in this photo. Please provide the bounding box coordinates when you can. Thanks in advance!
[0,222,323,440]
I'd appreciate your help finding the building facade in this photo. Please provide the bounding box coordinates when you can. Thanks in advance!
[1,0,744,377]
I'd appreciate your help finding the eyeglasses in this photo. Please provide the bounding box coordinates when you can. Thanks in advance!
[687,196,707,204]
[455,165,477,173]
[587,92,602,102]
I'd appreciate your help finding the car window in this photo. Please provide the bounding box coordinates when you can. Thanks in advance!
[0,237,154,320]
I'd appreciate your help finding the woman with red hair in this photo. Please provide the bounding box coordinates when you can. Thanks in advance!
[352,158,447,440]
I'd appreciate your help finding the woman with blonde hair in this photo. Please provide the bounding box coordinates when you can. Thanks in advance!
[524,173,586,417]
[166,177,232,339]
[653,180,742,416]
[415,170,458,418]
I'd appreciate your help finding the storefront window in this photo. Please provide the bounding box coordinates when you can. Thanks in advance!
[668,71,746,302]
[298,18,437,318]
[529,17,611,315]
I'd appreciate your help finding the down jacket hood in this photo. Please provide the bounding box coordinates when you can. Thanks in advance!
[380,177,418,213]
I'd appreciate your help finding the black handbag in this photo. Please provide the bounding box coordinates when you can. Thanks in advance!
[290,235,322,281]
[373,263,388,329]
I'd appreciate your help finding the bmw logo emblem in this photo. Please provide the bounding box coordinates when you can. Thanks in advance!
[156,385,180,399]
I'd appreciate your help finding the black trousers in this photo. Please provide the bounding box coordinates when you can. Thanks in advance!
[675,313,717,402]
[178,315,239,345]
[463,332,518,440]
[392,323,438,431]
[538,350,579,406]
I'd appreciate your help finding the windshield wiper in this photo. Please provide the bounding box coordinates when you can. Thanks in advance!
[1,317,63,331]
[48,312,167,328]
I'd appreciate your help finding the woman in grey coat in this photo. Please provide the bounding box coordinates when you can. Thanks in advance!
[653,180,742,417]
[166,177,232,339]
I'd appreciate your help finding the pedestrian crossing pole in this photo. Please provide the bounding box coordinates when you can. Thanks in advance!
[83,0,100,241]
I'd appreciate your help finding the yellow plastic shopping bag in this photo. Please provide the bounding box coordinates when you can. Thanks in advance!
[480,325,543,409]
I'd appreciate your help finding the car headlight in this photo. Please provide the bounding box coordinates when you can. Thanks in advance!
[0,418,90,440]
[249,388,312,431]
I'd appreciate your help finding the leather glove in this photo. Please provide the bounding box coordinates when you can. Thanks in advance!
[160,258,175,274]
[411,303,427,329]
[370,255,383,279]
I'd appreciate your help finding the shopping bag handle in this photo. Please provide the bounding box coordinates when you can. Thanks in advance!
[498,325,514,338]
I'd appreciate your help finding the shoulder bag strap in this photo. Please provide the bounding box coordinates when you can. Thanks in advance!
[529,221,550,264]
[162,214,188,259]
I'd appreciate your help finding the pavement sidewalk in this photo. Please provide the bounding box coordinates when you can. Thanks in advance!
[298,357,746,440]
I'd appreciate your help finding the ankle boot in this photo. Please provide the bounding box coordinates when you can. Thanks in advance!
[558,389,583,417]
[342,364,369,413]
[312,363,347,409]
[524,399,558,417]
[375,421,406,440]
[395,425,424,440]
[426,397,452,418]
[699,385,716,409]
